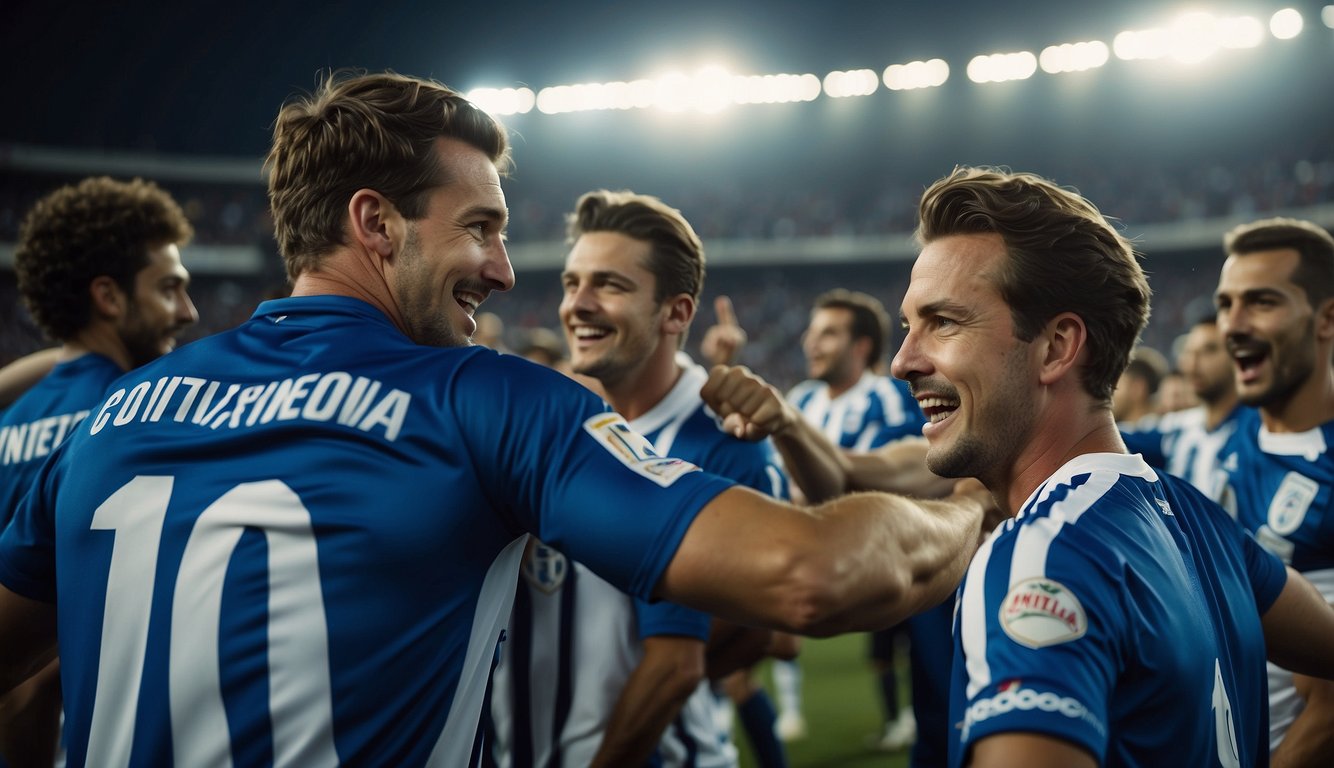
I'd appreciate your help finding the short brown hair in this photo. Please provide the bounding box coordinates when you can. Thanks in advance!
[813,289,890,368]
[916,167,1149,401]
[566,189,705,305]
[266,71,511,281]
[16,176,193,341]
[1223,217,1334,307]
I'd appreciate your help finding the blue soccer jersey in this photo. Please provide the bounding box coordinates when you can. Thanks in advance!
[1120,403,1245,500]
[0,353,123,528]
[1217,408,1334,748]
[490,358,788,767]
[788,372,924,451]
[0,296,737,768]
[950,453,1286,768]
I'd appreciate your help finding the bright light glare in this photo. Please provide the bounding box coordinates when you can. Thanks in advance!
[1114,13,1264,62]
[883,59,949,90]
[534,69,821,114]
[822,69,879,98]
[1324,6,1334,29]
[1039,41,1110,73]
[1270,8,1304,38]
[967,51,1037,83]
[466,87,535,116]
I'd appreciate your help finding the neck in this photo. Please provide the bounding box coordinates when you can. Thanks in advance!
[67,323,132,372]
[993,403,1125,518]
[825,369,864,400]
[601,347,683,422]
[291,249,404,336]
[1259,365,1334,433]
[1202,392,1238,431]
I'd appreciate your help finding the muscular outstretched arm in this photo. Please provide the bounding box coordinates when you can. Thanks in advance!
[657,483,988,636]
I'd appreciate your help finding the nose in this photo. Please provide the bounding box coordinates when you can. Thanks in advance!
[178,288,199,328]
[890,329,927,382]
[559,279,597,320]
[1216,302,1247,339]
[484,241,516,293]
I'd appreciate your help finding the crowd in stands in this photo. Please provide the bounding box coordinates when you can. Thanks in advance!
[3,146,1329,390]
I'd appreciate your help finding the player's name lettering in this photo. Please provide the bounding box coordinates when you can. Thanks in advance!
[0,409,91,466]
[89,372,411,442]
[962,684,1104,741]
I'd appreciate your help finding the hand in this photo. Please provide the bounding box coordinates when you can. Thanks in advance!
[699,296,748,366]
[700,365,795,441]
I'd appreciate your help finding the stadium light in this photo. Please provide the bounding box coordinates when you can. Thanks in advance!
[822,69,879,98]
[1324,5,1334,29]
[883,59,949,90]
[967,51,1038,83]
[1270,8,1304,38]
[1114,13,1265,63]
[466,87,536,116]
[1039,40,1110,74]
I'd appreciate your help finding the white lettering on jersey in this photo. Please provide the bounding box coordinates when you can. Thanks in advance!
[962,682,1103,742]
[1266,472,1317,536]
[0,409,89,465]
[89,372,411,443]
[1212,658,1241,768]
[582,413,700,488]
[998,578,1088,649]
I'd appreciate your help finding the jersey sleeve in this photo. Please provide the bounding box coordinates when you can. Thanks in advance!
[633,597,712,641]
[953,529,1123,764]
[0,439,69,602]
[1241,523,1288,612]
[447,353,735,601]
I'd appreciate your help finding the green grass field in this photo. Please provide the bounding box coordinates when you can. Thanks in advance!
[737,633,912,768]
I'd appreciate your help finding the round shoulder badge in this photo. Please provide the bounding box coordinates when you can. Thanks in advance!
[999,577,1088,649]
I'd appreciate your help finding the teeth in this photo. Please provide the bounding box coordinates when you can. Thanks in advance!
[928,411,950,424]
[919,397,958,410]
[455,294,479,312]
[573,327,609,339]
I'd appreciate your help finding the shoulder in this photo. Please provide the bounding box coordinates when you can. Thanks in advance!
[786,379,821,404]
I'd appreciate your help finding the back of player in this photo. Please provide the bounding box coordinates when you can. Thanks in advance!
[0,296,733,767]
[950,454,1284,767]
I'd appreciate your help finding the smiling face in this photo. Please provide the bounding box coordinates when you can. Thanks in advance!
[802,307,865,387]
[891,232,1039,482]
[118,242,198,367]
[390,138,514,348]
[559,231,667,387]
[1214,248,1319,410]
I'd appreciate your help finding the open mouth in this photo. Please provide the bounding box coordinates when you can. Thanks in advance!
[1230,343,1268,383]
[918,396,959,425]
[454,291,481,315]
[570,325,612,344]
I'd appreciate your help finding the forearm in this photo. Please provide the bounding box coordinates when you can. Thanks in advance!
[590,639,703,768]
[1262,570,1334,679]
[705,620,774,680]
[0,659,60,767]
[772,416,854,503]
[0,348,60,408]
[661,486,984,636]
[0,587,58,697]
[846,437,955,498]
[1271,677,1334,768]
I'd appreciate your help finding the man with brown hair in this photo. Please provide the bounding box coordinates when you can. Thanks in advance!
[0,175,197,765]
[0,72,990,766]
[1215,217,1334,766]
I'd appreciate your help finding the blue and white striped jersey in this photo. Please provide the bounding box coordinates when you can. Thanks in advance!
[1120,404,1245,500]
[0,297,736,768]
[1218,408,1334,749]
[950,453,1285,768]
[490,358,788,767]
[788,372,923,452]
[0,353,124,528]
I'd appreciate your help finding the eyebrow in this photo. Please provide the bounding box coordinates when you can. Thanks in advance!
[460,204,509,226]
[902,299,971,320]
[561,268,637,286]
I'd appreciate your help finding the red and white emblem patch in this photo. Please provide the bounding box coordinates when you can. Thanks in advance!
[998,577,1088,648]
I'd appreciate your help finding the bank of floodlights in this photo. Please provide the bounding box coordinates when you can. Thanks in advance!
[466,7,1316,117]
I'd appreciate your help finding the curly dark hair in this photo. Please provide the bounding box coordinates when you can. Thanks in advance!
[16,176,193,341]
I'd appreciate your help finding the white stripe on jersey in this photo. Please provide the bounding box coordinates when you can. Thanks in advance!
[426,535,529,767]
[1267,566,1334,750]
[963,455,1143,700]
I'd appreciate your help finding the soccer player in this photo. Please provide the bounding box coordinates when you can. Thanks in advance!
[0,176,197,766]
[489,189,789,767]
[1122,316,1243,499]
[0,72,991,767]
[785,289,928,750]
[1214,217,1334,765]
[1111,345,1169,429]
[886,167,1334,767]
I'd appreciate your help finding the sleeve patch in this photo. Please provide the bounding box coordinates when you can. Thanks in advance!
[582,413,701,488]
[999,577,1088,648]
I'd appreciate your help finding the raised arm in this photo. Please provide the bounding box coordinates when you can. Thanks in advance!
[698,296,748,367]
[657,484,989,636]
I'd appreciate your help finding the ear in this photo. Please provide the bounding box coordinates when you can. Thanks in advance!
[347,189,404,261]
[1035,311,1086,387]
[1314,297,1334,343]
[88,275,128,320]
[661,293,696,337]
